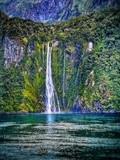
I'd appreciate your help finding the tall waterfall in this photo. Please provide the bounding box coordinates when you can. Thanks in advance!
[45,42,60,113]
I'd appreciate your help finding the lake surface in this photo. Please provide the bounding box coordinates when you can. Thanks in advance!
[0,113,120,160]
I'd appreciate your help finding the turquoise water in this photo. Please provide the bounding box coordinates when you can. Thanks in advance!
[0,113,120,160]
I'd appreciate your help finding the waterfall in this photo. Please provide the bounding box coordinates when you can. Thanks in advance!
[62,51,66,110]
[45,42,60,113]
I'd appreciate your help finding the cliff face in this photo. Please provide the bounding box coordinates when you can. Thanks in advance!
[0,0,119,23]
[0,4,120,112]
[4,37,24,67]
[3,37,35,67]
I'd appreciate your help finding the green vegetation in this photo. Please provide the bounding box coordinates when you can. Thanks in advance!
[21,42,45,112]
[0,6,120,112]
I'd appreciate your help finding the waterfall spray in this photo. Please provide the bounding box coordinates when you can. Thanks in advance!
[45,42,60,113]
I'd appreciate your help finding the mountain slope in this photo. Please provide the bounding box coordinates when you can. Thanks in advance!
[0,0,119,23]
[0,5,120,112]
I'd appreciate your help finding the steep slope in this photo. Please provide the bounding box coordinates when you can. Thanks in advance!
[0,0,119,23]
[0,5,120,112]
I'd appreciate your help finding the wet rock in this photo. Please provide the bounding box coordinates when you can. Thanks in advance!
[4,37,24,67]
[93,100,103,112]
[70,96,91,113]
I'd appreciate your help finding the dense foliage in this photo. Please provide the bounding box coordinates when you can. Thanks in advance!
[0,6,120,112]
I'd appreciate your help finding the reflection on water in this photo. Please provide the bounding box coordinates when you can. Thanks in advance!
[46,114,55,124]
[44,114,55,155]
[0,113,120,160]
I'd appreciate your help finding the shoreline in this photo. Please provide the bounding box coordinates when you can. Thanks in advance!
[0,111,120,115]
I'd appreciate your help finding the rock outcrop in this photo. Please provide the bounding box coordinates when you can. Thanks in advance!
[4,37,24,67]
[0,0,119,23]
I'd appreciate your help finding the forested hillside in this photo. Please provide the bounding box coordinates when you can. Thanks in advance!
[0,6,120,112]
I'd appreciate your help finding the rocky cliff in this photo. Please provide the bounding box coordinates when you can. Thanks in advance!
[0,0,119,23]
[4,37,24,67]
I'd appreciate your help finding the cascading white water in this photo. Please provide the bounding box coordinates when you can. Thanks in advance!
[45,42,60,113]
